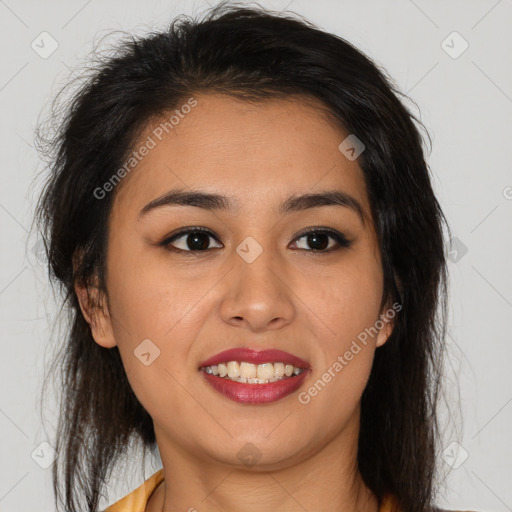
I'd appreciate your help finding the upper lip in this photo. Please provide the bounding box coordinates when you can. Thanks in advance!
[199,348,310,369]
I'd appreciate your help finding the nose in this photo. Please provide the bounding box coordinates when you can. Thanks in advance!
[219,245,296,333]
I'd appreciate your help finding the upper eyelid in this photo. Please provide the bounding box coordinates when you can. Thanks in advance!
[165,227,220,242]
[165,226,342,239]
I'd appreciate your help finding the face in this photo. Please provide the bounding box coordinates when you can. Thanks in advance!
[78,93,394,470]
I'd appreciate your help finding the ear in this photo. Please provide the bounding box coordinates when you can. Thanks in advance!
[73,252,116,348]
[375,300,397,348]
[376,276,403,348]
[74,278,117,348]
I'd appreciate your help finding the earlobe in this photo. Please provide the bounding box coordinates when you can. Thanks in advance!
[375,305,395,348]
[74,279,117,349]
[376,277,402,348]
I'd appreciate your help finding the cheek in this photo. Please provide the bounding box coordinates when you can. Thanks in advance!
[106,232,205,341]
[107,268,201,424]
[104,237,214,404]
[297,271,381,423]
[300,257,383,348]
[297,344,375,438]
[294,257,382,413]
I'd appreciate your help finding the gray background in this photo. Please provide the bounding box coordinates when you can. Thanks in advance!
[0,0,511,510]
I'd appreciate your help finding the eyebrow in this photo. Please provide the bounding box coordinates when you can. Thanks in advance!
[138,188,366,225]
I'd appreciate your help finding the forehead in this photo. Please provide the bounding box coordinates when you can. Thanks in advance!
[113,93,371,221]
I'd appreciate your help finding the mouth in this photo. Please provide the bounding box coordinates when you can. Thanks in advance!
[198,348,311,404]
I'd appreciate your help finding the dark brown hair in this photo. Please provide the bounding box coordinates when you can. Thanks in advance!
[35,2,451,510]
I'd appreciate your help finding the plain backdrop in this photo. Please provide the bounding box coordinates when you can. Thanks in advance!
[0,0,511,510]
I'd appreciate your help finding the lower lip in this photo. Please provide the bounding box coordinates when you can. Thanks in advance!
[200,370,309,404]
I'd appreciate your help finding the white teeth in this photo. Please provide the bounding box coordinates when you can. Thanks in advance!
[274,362,285,378]
[218,363,227,377]
[257,363,274,380]
[227,361,240,378]
[240,362,257,379]
[202,361,305,383]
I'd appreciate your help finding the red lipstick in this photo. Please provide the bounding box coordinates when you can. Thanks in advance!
[199,348,311,404]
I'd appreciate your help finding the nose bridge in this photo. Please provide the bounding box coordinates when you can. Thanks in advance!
[233,234,282,295]
[220,234,295,330]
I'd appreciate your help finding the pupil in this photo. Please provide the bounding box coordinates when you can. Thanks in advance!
[308,232,328,250]
[188,233,209,250]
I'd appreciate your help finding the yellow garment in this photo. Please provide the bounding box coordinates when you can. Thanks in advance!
[105,469,164,512]
[104,468,400,511]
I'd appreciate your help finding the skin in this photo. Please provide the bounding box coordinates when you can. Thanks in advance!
[76,93,394,512]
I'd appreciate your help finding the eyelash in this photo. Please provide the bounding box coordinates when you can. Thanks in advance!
[159,226,353,255]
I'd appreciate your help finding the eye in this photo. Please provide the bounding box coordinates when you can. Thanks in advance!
[161,227,222,253]
[290,227,353,252]
[160,226,352,254]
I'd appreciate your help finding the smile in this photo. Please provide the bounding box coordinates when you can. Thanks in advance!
[201,361,305,383]
[198,348,311,404]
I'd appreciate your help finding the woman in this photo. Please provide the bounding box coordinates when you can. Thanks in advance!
[35,2,475,511]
